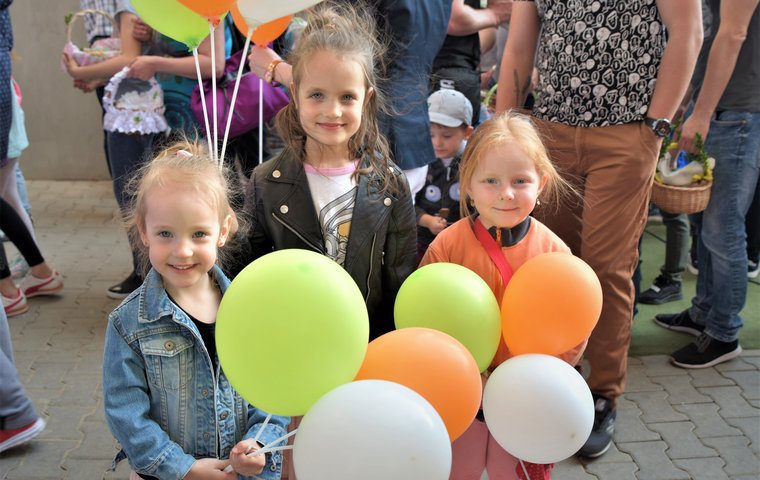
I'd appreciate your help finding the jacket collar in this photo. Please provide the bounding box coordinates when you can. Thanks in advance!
[263,149,400,260]
[138,265,230,324]
[485,216,531,247]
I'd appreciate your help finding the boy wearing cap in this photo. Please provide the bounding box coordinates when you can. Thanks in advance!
[415,88,474,261]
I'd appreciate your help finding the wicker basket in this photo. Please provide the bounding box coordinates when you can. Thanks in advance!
[63,9,120,67]
[651,180,712,215]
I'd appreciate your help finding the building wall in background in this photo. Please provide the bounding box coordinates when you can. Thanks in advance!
[10,0,109,180]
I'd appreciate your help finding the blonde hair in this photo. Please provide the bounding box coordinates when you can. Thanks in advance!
[458,111,573,219]
[275,1,401,196]
[125,139,241,273]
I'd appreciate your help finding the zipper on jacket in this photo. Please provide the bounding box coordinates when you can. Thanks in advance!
[272,212,323,253]
[364,233,377,305]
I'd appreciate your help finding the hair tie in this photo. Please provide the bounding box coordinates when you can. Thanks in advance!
[176,149,193,158]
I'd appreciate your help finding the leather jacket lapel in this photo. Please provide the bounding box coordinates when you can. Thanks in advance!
[267,155,325,253]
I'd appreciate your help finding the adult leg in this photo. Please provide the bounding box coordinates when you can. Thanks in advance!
[745,178,760,276]
[0,307,39,428]
[0,196,44,270]
[639,210,688,304]
[0,158,34,241]
[671,111,760,368]
[14,164,31,218]
[537,120,659,458]
[576,122,659,402]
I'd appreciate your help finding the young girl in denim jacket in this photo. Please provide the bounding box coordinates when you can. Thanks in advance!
[243,2,417,341]
[102,142,288,480]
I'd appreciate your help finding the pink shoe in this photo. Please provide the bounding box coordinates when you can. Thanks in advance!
[2,288,28,317]
[20,271,64,298]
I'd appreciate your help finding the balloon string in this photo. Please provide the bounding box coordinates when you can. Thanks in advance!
[222,419,292,474]
[248,429,298,457]
[210,22,219,165]
[519,459,532,480]
[258,77,264,165]
[251,412,271,446]
[219,31,252,165]
[193,48,214,161]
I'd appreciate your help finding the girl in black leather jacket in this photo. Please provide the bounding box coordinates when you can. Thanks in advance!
[241,3,416,339]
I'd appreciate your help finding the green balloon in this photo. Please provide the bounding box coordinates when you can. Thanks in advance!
[131,0,212,50]
[394,263,501,372]
[217,249,369,416]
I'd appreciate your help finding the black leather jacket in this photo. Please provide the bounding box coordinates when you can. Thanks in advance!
[243,148,417,339]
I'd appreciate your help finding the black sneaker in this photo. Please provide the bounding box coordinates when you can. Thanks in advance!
[577,395,616,458]
[654,309,704,336]
[639,275,682,304]
[671,333,742,369]
[107,271,142,299]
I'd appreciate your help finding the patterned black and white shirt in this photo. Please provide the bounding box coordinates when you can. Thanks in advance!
[531,0,666,127]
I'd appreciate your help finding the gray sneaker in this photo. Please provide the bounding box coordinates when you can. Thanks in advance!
[577,395,616,458]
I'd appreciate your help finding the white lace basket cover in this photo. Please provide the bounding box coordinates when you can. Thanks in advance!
[103,67,168,135]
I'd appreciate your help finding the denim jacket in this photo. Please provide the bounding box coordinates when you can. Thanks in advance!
[103,266,289,480]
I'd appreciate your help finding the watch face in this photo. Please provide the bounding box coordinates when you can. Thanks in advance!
[653,119,671,137]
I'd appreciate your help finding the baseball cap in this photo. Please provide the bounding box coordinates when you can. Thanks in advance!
[427,88,473,128]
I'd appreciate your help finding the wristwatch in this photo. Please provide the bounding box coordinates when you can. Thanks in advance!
[644,117,671,138]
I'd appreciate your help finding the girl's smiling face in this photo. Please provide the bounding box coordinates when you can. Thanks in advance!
[466,144,546,229]
[138,183,231,295]
[294,49,370,160]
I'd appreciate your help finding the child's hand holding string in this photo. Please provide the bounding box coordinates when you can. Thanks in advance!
[229,439,267,476]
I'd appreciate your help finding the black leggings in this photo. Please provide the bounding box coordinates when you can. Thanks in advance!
[0,196,43,280]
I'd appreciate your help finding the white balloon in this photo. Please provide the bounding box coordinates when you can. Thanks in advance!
[294,380,452,480]
[237,0,322,28]
[482,354,594,464]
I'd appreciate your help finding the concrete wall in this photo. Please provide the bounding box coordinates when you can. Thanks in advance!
[10,0,109,180]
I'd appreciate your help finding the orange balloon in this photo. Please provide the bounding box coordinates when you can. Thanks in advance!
[231,5,292,45]
[355,328,482,441]
[501,252,602,356]
[179,0,235,18]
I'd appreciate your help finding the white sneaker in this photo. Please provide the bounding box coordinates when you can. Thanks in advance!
[749,260,760,279]
[20,271,64,298]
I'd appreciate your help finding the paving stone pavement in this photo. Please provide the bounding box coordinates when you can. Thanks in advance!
[0,180,758,480]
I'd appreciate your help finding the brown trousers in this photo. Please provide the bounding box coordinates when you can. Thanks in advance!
[533,119,661,404]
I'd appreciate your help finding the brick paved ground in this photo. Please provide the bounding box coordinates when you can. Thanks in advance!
[0,181,757,479]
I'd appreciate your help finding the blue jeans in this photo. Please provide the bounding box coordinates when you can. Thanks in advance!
[106,132,155,273]
[689,110,760,342]
[0,308,38,429]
